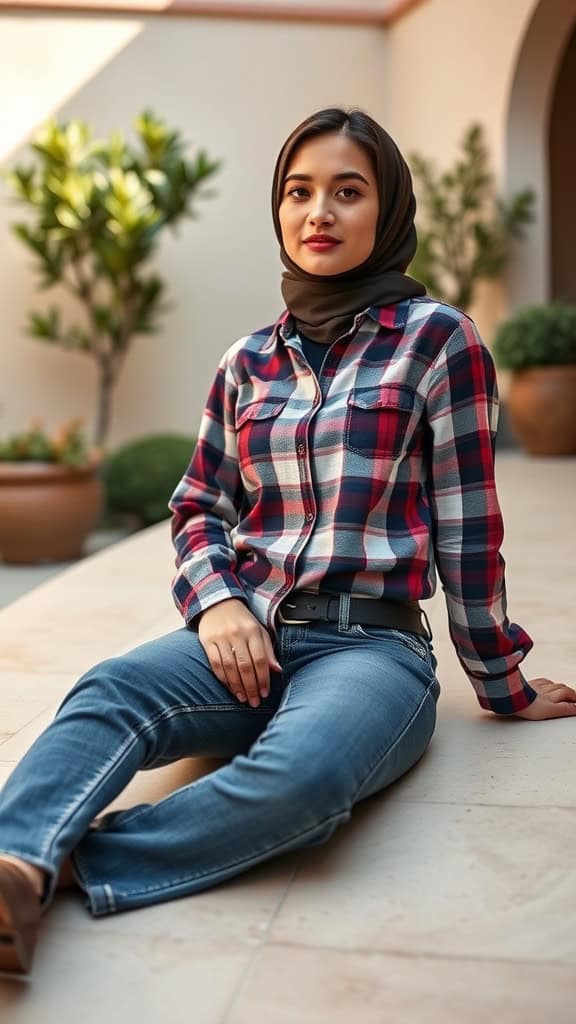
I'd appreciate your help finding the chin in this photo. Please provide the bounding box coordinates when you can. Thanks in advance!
[297,253,348,277]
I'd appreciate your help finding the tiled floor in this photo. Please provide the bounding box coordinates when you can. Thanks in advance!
[0,528,134,610]
[0,453,575,1022]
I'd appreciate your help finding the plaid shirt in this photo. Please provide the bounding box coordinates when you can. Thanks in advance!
[169,297,536,716]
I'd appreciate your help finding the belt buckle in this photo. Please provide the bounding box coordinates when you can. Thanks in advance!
[278,597,311,624]
[279,591,322,623]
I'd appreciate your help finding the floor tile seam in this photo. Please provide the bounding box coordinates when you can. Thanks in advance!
[0,707,57,741]
[0,671,84,679]
[385,798,576,810]
[0,712,58,751]
[219,861,304,1024]
[263,938,576,969]
[36,921,265,949]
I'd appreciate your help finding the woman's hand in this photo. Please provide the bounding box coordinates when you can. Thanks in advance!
[513,678,576,720]
[198,598,282,708]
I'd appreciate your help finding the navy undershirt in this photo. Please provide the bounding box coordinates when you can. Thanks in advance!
[299,334,331,378]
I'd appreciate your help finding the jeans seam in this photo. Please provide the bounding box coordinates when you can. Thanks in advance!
[40,700,260,864]
[352,677,438,802]
[79,805,350,903]
[354,624,432,665]
[75,683,437,906]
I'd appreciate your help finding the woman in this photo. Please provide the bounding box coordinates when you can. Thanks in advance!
[1,107,574,976]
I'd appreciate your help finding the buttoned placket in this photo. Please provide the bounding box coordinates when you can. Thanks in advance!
[271,313,369,633]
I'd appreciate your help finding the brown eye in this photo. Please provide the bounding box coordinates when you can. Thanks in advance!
[337,187,360,199]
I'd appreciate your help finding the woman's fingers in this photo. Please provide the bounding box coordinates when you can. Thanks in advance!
[220,633,276,706]
[515,699,576,720]
[545,700,576,718]
[229,645,261,706]
[197,600,281,706]
[549,685,576,702]
[515,678,576,719]
[529,678,576,701]
[208,643,248,703]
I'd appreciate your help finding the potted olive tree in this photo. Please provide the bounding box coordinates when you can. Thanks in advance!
[408,123,534,310]
[492,303,576,455]
[1,110,220,562]
[5,110,220,446]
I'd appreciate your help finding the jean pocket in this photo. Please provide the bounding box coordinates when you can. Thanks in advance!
[354,624,433,665]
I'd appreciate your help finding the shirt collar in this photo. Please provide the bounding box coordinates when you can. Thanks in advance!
[264,300,411,352]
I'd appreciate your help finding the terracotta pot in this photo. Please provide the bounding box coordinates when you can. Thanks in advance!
[506,365,576,455]
[0,462,104,564]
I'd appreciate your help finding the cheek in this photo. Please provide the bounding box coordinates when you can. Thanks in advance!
[354,207,378,256]
[279,207,297,249]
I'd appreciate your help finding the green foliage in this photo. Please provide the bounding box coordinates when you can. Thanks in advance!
[0,418,99,467]
[408,124,535,310]
[492,303,576,370]
[102,433,197,527]
[4,112,221,445]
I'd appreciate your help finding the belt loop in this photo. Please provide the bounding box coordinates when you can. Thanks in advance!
[338,592,351,631]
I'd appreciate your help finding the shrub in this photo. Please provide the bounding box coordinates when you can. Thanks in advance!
[102,433,197,527]
[492,303,576,371]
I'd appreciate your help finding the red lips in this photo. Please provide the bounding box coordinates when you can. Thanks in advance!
[303,234,341,243]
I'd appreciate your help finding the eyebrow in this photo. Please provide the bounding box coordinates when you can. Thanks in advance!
[283,171,370,187]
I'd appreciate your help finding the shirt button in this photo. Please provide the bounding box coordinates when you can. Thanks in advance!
[306,512,314,522]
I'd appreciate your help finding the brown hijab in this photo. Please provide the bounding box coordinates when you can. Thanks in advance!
[271,108,426,344]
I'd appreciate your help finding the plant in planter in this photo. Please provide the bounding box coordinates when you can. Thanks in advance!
[102,433,198,529]
[0,419,103,563]
[5,110,220,446]
[492,302,576,455]
[408,123,534,311]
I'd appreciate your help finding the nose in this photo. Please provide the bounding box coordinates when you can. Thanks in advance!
[308,194,335,226]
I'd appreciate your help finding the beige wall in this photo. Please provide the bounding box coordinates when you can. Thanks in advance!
[1,0,568,448]
[0,13,387,448]
[384,0,540,341]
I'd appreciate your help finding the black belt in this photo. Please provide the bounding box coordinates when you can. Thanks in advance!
[278,591,429,637]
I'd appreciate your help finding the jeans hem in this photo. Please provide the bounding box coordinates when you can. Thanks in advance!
[69,806,351,917]
[71,850,115,916]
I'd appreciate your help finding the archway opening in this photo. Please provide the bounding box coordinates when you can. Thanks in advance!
[505,0,576,308]
[549,25,576,304]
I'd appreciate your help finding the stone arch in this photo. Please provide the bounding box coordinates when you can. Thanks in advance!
[505,0,576,307]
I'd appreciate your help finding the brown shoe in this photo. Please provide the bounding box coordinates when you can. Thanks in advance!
[0,861,42,975]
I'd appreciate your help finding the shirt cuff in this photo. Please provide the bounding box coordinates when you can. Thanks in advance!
[475,668,539,715]
[174,572,247,627]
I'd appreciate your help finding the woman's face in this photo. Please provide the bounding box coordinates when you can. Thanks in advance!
[278,131,379,276]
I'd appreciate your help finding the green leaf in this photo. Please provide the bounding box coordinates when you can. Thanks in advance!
[27,307,61,342]
[409,122,535,310]
[5,108,221,446]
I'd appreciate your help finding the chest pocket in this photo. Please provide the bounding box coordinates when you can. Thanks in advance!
[236,398,288,468]
[344,384,416,459]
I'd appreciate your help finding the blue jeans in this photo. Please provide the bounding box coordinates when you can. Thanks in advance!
[0,620,440,917]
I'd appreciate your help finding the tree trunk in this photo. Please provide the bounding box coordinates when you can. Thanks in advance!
[95,365,114,448]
